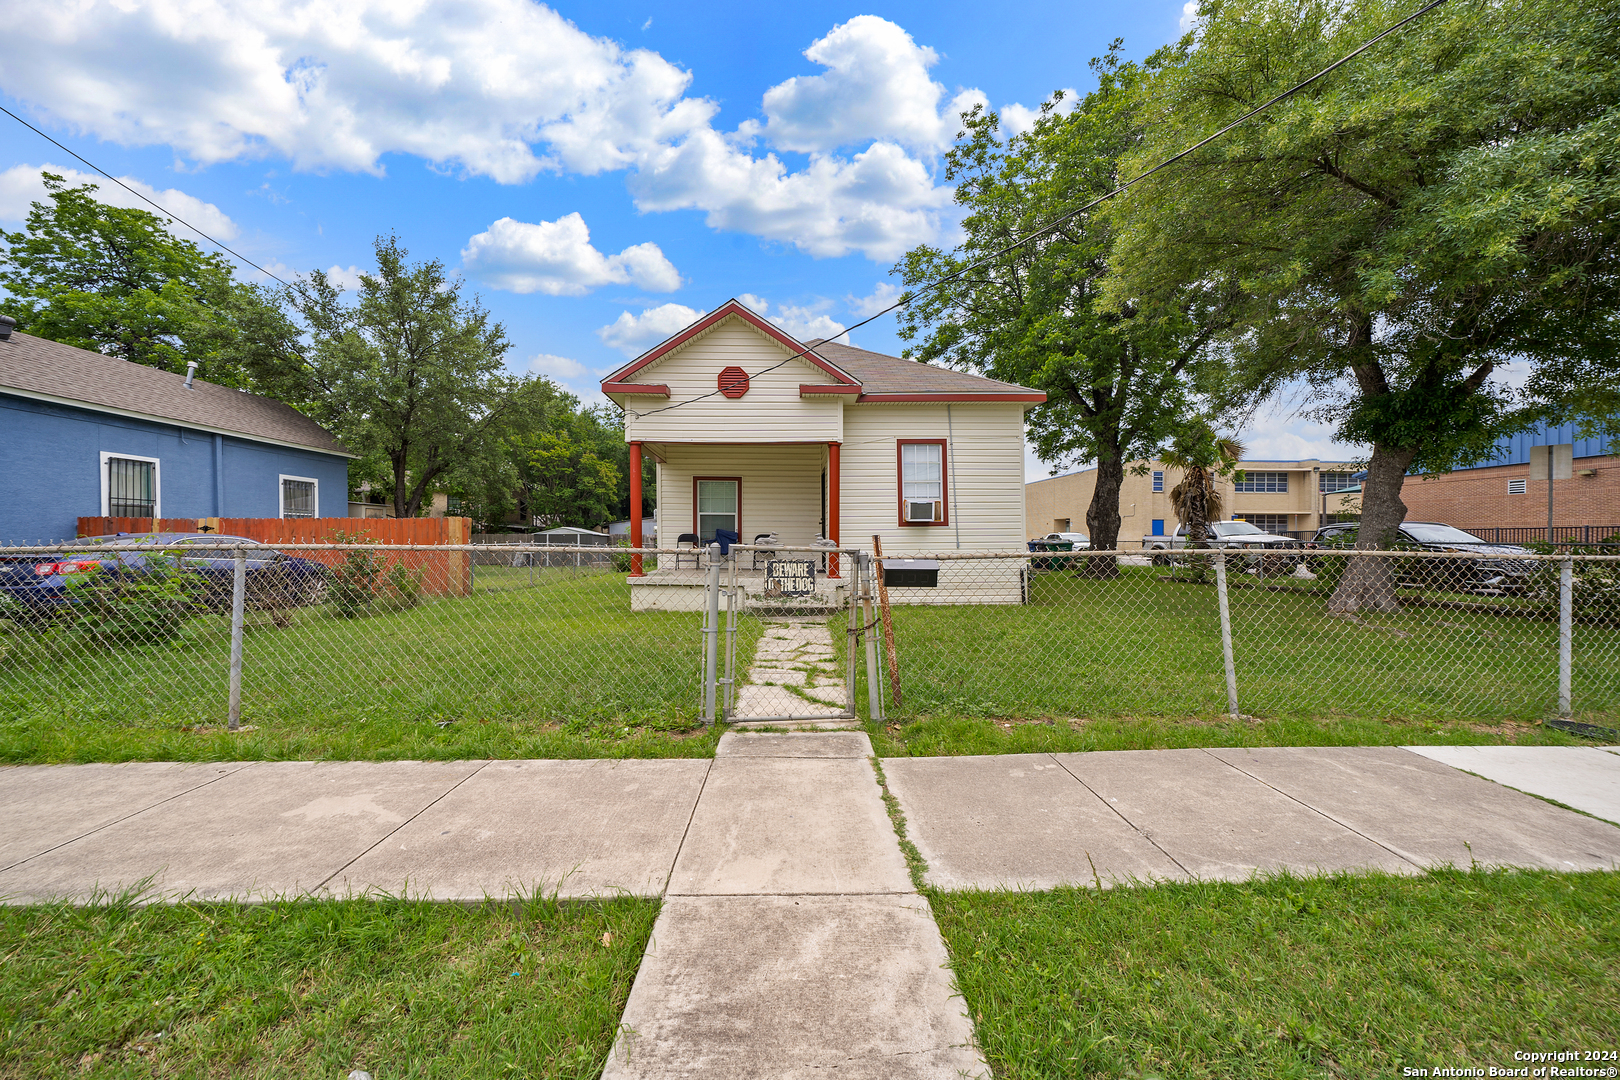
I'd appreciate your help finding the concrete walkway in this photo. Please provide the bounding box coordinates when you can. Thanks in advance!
[5,742,1620,1077]
[731,616,852,723]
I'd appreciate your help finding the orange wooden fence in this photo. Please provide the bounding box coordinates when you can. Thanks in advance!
[76,517,473,597]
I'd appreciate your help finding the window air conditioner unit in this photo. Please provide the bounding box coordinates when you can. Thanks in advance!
[905,499,941,523]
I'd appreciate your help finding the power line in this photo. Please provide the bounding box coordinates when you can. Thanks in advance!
[627,0,1449,419]
[0,103,294,288]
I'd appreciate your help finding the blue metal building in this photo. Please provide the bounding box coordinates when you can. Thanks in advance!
[0,326,352,543]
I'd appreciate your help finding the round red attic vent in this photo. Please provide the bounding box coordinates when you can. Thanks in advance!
[718,366,750,398]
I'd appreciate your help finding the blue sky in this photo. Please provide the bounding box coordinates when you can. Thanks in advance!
[0,0,1363,477]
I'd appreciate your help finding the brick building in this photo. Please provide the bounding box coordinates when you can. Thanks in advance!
[1399,422,1618,542]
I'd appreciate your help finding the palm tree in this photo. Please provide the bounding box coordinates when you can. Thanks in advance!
[1161,424,1245,549]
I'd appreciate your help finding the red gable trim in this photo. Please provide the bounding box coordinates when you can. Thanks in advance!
[857,392,1048,403]
[601,299,861,388]
[602,382,671,397]
[799,384,861,396]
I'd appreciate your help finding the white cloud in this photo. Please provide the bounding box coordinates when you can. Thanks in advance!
[1240,398,1366,463]
[999,92,1079,137]
[597,302,706,357]
[757,16,985,153]
[0,163,238,239]
[732,294,848,344]
[850,281,901,319]
[0,5,968,262]
[324,264,366,290]
[529,352,592,381]
[461,213,679,296]
[1180,0,1201,33]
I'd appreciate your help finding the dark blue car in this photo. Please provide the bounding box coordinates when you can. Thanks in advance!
[0,533,330,619]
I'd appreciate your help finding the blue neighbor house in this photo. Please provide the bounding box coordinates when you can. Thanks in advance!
[0,320,352,544]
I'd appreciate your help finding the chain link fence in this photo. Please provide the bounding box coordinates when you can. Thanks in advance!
[2,539,1614,734]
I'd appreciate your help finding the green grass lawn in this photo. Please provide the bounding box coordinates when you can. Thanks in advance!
[932,869,1620,1080]
[851,566,1617,734]
[0,573,720,764]
[0,893,656,1079]
[4,562,1610,764]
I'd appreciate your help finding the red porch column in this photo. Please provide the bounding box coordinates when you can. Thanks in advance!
[629,441,645,577]
[827,441,840,578]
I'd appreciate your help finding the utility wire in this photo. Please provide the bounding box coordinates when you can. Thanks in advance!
[626,0,1449,418]
[0,103,294,288]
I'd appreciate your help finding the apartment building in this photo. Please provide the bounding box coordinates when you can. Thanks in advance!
[1025,458,1362,541]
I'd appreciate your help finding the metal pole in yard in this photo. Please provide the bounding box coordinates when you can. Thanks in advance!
[862,553,884,723]
[872,535,903,709]
[1214,552,1239,720]
[227,549,246,731]
[1559,556,1573,718]
[704,542,722,724]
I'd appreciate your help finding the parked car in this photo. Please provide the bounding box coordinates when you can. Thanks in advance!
[0,533,331,620]
[1037,531,1091,549]
[1308,521,1535,594]
[1142,521,1302,567]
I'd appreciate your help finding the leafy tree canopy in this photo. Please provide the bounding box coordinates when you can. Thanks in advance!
[1108,0,1620,607]
[896,48,1241,554]
[0,172,298,388]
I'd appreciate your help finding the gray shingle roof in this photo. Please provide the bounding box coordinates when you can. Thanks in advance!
[807,340,1040,396]
[0,331,349,456]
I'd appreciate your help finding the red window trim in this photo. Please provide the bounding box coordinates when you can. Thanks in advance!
[896,439,948,527]
[692,476,742,542]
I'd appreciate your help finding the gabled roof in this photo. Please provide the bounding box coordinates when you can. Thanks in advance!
[0,331,352,456]
[599,298,1044,405]
[601,299,859,390]
[807,341,1044,402]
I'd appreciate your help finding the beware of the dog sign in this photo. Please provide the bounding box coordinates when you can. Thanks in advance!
[765,559,817,597]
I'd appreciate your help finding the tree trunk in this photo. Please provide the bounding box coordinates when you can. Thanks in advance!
[1084,451,1124,579]
[391,454,411,519]
[1327,442,1417,613]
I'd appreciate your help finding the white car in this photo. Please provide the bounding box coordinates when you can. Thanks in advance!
[1038,531,1091,550]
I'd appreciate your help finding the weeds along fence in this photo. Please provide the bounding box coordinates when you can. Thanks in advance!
[0,540,1615,734]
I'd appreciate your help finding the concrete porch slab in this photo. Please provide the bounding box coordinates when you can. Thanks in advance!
[1401,745,1620,826]
[601,894,987,1080]
[328,759,710,900]
[1210,746,1620,871]
[882,754,1188,890]
[666,757,909,895]
[0,762,253,873]
[1051,749,1413,880]
[0,760,483,904]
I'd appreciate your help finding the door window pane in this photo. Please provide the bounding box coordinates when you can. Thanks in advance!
[108,457,155,518]
[696,480,738,542]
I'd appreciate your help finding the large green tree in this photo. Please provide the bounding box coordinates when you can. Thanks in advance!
[896,51,1241,558]
[284,236,550,519]
[0,172,298,387]
[1110,0,1620,609]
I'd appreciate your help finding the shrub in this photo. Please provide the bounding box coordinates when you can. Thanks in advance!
[1527,536,1620,626]
[385,561,427,609]
[60,555,200,647]
[327,530,383,618]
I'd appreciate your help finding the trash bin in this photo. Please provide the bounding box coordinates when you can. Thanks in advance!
[1026,538,1073,571]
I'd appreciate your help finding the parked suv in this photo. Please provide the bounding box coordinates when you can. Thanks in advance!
[1309,521,1534,594]
[1142,520,1302,568]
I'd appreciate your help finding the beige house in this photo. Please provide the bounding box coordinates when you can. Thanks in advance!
[1025,458,1362,543]
[601,299,1045,608]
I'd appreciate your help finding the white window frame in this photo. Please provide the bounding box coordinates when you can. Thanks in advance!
[99,451,161,518]
[279,474,320,519]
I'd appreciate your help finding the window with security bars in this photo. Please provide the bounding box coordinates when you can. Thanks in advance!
[1319,471,1358,492]
[107,457,156,518]
[281,477,316,518]
[899,440,945,523]
[1234,471,1288,493]
[1234,513,1290,533]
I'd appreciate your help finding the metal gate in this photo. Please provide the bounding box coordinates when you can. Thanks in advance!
[699,544,886,725]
